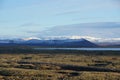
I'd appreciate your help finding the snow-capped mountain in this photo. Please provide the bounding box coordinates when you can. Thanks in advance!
[0,37,97,47]
[0,36,120,47]
[22,36,120,43]
[21,36,120,47]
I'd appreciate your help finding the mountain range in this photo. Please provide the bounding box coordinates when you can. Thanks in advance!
[0,38,97,47]
[0,37,120,47]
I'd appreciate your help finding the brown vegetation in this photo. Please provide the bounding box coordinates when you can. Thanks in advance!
[0,47,119,80]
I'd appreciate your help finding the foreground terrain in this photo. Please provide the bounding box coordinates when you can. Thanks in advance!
[0,46,120,80]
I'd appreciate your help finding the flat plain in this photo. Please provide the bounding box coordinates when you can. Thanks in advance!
[0,46,120,80]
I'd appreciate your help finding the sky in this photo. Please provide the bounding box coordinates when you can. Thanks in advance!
[0,0,120,38]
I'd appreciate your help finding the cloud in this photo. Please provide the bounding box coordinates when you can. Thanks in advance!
[55,10,80,16]
[37,22,120,38]
[25,31,40,34]
[18,22,49,35]
[54,0,120,16]
[19,23,41,27]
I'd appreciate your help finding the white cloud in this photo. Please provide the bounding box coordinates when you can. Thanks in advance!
[38,22,120,38]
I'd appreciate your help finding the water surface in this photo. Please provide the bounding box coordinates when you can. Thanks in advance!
[34,48,120,51]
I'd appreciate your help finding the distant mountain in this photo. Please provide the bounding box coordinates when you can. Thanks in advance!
[24,38,98,47]
[22,36,120,47]
[95,42,120,47]
[0,38,98,47]
[0,35,120,47]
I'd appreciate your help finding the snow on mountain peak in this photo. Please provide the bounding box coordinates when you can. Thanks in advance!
[22,36,120,43]
[23,37,41,41]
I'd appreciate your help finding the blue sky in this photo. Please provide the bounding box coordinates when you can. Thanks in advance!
[0,0,120,38]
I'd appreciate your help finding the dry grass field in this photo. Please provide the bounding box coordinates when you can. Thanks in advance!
[0,47,120,80]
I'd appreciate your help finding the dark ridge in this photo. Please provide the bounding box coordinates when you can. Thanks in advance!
[0,39,98,47]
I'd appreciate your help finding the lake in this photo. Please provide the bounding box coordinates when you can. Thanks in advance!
[34,48,120,51]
